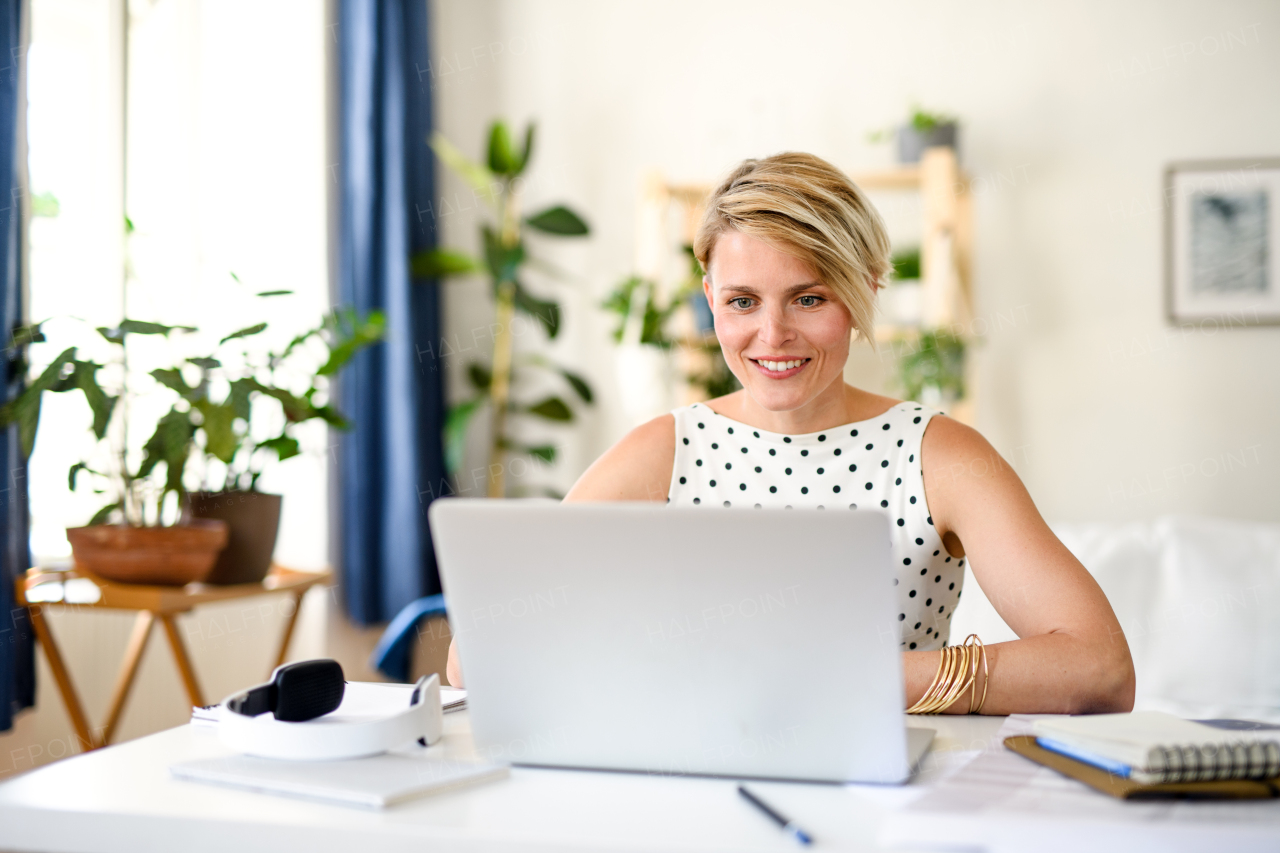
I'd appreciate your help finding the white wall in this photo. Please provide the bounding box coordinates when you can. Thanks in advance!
[431,0,1280,522]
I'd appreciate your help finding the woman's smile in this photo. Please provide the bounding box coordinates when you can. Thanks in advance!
[749,357,811,377]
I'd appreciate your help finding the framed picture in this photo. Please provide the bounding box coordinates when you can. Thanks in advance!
[1164,158,1280,325]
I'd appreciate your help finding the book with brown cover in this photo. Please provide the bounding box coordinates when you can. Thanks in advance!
[1004,736,1280,800]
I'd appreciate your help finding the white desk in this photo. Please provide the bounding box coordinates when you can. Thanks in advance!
[0,711,1002,853]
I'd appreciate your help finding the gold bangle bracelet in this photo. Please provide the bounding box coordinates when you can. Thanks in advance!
[907,634,985,715]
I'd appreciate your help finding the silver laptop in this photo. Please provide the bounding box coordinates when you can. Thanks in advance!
[429,500,933,784]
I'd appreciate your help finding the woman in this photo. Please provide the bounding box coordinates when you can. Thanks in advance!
[449,153,1135,716]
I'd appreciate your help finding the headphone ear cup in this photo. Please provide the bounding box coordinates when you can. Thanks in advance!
[271,659,346,722]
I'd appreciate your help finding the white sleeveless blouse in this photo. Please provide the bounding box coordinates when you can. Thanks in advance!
[666,401,965,651]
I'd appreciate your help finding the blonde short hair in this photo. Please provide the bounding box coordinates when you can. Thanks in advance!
[693,152,891,343]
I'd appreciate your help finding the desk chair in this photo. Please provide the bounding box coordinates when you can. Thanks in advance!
[369,594,451,683]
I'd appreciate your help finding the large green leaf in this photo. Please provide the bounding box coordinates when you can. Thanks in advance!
[137,407,196,497]
[524,205,589,236]
[97,319,197,344]
[219,322,268,344]
[188,356,221,370]
[72,360,117,439]
[193,400,239,463]
[466,362,492,392]
[258,433,301,462]
[318,310,386,376]
[228,378,255,421]
[0,346,76,457]
[515,123,536,174]
[524,396,572,422]
[87,501,122,526]
[430,132,495,195]
[444,397,483,474]
[481,226,525,284]
[558,367,593,404]
[486,121,520,175]
[512,281,560,339]
[151,368,201,401]
[409,248,485,279]
[523,444,556,463]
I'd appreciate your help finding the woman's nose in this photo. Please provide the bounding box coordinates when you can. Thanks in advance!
[757,307,796,347]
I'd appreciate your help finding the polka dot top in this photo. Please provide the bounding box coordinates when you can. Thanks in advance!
[666,401,965,652]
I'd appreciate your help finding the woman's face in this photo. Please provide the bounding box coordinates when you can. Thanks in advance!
[704,231,853,414]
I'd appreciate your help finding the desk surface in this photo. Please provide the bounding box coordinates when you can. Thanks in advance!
[0,711,1001,853]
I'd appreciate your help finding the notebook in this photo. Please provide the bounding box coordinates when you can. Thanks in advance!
[1031,711,1280,784]
[171,752,508,809]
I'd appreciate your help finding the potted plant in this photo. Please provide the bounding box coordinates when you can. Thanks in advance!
[870,106,959,164]
[1,299,384,586]
[411,119,592,496]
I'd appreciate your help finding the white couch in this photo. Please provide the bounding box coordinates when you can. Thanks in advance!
[949,515,1280,722]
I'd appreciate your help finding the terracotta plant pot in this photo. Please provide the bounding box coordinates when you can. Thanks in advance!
[66,520,229,586]
[187,491,282,585]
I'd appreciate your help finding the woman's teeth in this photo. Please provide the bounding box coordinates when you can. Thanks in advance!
[759,359,806,372]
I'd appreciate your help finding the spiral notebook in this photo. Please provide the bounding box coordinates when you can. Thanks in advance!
[1030,711,1280,785]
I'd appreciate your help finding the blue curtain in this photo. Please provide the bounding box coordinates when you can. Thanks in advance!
[0,0,31,733]
[336,0,445,625]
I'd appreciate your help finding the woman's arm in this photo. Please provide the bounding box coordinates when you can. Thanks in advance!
[906,416,1136,714]
[445,415,675,686]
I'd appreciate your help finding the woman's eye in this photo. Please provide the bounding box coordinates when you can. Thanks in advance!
[730,297,754,310]
[797,295,822,307]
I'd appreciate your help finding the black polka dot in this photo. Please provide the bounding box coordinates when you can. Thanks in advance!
[881,499,889,508]
[896,518,905,527]
[866,443,873,450]
[725,462,732,470]
[834,448,842,456]
[909,496,917,504]
[753,431,760,438]
[682,437,689,445]
[679,476,687,484]
[769,449,776,456]
[740,447,748,454]
[949,582,955,590]
[909,454,915,463]
[935,575,942,583]
[926,598,932,606]
[817,467,824,475]
[848,463,857,472]
[945,557,951,563]
[914,622,921,629]
[909,642,917,649]
[769,486,777,493]
[882,423,890,431]
[913,416,921,424]
[739,483,746,491]
[693,498,701,504]
[696,459,703,466]
[833,485,841,493]
[711,442,719,449]
[959,559,965,567]
[851,429,858,437]
[723,501,731,507]
[801,487,809,494]
[927,516,933,525]
[939,605,945,613]
[881,460,889,468]
[909,590,917,598]
[904,558,912,565]
[727,427,734,434]
[898,613,905,621]
[754,466,762,473]
[785,468,793,475]
[800,449,809,457]
[926,627,933,635]
[783,437,792,443]
[915,537,923,545]
[709,479,717,487]
[920,568,927,576]
[933,550,940,556]
[897,439,903,447]
[865,482,873,490]
[698,422,705,429]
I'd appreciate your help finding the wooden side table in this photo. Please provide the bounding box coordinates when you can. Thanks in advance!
[15,564,331,750]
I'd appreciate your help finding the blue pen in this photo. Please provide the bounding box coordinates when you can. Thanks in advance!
[737,785,814,846]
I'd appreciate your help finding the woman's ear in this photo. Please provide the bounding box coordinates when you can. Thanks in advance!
[702,274,713,306]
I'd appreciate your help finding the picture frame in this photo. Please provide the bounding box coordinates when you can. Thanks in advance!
[1164,158,1280,326]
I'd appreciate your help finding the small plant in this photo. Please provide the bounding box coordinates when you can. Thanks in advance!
[0,298,384,527]
[412,119,593,495]
[891,247,921,282]
[895,330,966,405]
[868,106,958,144]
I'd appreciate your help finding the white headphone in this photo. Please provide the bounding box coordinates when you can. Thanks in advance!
[218,673,445,761]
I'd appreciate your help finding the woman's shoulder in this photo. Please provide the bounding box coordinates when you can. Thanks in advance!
[563,414,674,502]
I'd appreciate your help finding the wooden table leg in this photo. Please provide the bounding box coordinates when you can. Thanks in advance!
[271,590,307,672]
[159,613,205,709]
[26,604,97,752]
[100,611,155,747]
